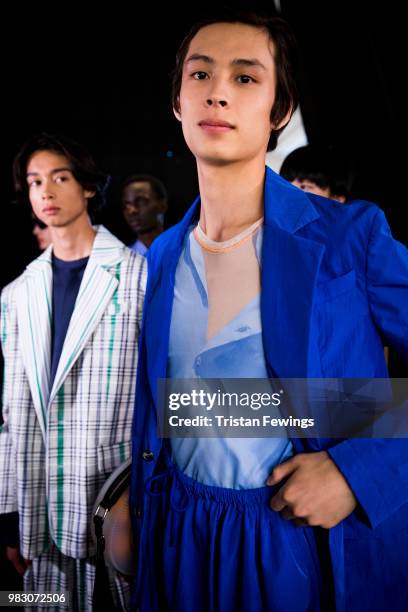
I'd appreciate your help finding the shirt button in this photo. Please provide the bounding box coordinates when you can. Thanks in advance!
[142,450,154,462]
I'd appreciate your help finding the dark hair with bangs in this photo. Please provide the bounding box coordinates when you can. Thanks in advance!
[13,132,110,220]
[171,10,299,151]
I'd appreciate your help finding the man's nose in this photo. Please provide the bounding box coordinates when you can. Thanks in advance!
[205,77,229,108]
[41,183,55,200]
[205,97,228,108]
[125,204,139,214]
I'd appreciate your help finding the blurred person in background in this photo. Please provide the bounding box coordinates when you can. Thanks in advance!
[121,174,167,256]
[31,215,52,251]
[280,144,354,203]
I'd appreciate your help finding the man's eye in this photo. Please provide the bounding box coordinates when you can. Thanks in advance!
[192,71,208,80]
[55,175,68,183]
[237,75,255,84]
[28,180,40,187]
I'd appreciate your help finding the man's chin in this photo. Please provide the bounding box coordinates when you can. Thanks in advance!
[198,153,238,167]
[46,221,66,229]
[135,226,158,236]
[191,145,244,167]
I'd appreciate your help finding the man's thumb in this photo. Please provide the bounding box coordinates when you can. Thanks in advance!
[266,456,297,485]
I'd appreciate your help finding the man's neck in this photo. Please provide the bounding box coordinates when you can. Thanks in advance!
[50,216,96,261]
[137,226,164,249]
[197,157,265,242]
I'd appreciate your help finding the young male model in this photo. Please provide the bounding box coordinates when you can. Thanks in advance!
[0,133,146,611]
[130,13,408,612]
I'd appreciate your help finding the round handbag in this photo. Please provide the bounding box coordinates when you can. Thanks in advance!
[91,457,136,578]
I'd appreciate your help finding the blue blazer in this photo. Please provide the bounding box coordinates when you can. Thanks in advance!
[131,167,408,611]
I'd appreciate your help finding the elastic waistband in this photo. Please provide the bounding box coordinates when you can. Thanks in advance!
[145,455,279,511]
[176,465,278,508]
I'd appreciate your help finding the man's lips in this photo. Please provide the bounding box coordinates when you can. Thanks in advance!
[128,215,141,225]
[42,206,60,214]
[198,119,235,133]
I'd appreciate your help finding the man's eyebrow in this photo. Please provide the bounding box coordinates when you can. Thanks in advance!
[185,53,214,65]
[185,54,266,71]
[26,167,72,177]
[231,58,267,70]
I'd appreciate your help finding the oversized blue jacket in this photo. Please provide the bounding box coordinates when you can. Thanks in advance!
[130,167,408,611]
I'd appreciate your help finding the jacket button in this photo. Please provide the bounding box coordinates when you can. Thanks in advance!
[142,450,154,462]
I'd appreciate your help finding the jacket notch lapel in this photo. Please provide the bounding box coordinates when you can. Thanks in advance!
[48,226,124,404]
[261,167,325,378]
[145,198,200,407]
[261,225,325,378]
[16,252,53,439]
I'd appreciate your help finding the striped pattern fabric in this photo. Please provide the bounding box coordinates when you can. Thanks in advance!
[0,226,146,560]
[23,541,130,611]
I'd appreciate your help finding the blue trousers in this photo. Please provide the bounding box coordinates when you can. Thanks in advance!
[138,459,324,612]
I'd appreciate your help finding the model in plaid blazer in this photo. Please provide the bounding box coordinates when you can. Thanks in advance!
[0,134,147,610]
[0,223,146,559]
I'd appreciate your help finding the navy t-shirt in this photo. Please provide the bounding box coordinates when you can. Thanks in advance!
[50,255,89,389]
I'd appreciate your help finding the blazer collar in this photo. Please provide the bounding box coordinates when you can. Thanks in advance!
[48,225,125,404]
[145,168,323,408]
[17,225,126,437]
[25,224,125,274]
[169,166,320,237]
[263,166,320,232]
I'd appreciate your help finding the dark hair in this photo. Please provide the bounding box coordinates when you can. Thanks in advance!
[280,145,354,201]
[171,11,299,151]
[13,132,110,219]
[121,174,168,204]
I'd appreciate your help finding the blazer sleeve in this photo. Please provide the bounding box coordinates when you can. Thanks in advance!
[328,208,408,529]
[0,286,18,514]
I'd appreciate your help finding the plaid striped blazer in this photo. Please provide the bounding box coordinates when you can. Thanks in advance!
[0,225,146,559]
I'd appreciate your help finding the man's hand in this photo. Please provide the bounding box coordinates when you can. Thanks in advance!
[267,451,357,529]
[6,546,31,575]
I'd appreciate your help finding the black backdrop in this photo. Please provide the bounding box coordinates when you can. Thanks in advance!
[1,1,406,283]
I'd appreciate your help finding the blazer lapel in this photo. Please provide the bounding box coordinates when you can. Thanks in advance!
[144,199,200,407]
[48,226,124,405]
[16,248,53,440]
[144,169,324,405]
[261,225,325,378]
[261,167,325,378]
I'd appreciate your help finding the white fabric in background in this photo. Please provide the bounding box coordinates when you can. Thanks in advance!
[266,107,308,173]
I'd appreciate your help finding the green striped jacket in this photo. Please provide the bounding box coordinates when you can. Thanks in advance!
[0,226,146,559]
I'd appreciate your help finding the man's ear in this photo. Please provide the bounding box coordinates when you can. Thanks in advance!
[173,98,182,122]
[85,190,96,200]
